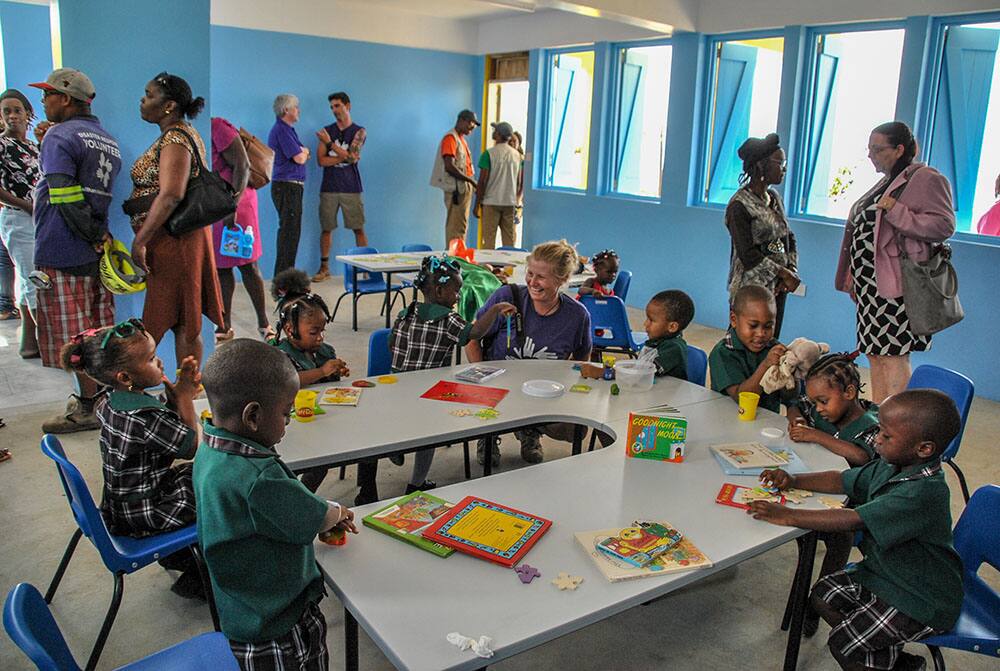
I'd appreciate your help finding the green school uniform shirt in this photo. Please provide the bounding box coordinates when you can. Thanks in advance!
[842,458,963,631]
[192,422,328,642]
[802,399,880,459]
[708,327,781,412]
[276,339,340,383]
[639,333,688,380]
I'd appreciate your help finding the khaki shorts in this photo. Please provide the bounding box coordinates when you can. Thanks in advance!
[319,192,365,231]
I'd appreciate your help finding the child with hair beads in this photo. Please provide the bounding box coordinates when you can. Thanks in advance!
[709,284,787,413]
[751,390,963,671]
[61,318,205,598]
[386,255,515,495]
[194,339,357,670]
[785,351,881,636]
[638,289,694,380]
[576,249,619,298]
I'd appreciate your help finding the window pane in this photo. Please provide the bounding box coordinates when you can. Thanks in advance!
[544,50,594,190]
[611,44,672,198]
[927,22,1000,236]
[703,37,784,205]
[800,29,904,219]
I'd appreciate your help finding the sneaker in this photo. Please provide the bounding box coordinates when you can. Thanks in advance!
[405,480,436,494]
[893,651,927,671]
[170,569,207,601]
[517,431,544,464]
[312,267,331,282]
[42,395,100,434]
[475,438,501,467]
[802,606,820,638]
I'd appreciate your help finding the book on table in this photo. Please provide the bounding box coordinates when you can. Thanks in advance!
[710,442,790,470]
[454,364,506,384]
[421,496,551,567]
[595,521,683,568]
[715,482,787,510]
[361,491,456,557]
[625,408,687,462]
[575,520,712,582]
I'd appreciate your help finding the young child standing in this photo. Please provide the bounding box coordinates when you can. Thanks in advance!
[709,284,787,412]
[387,255,515,494]
[576,249,619,298]
[637,289,694,380]
[61,318,204,597]
[194,339,357,670]
[751,389,963,671]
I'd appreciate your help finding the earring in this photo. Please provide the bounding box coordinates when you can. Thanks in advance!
[128,383,134,392]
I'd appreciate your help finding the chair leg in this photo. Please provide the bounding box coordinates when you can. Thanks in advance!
[45,527,83,603]
[945,460,970,503]
[463,441,471,480]
[190,543,221,633]
[330,292,349,322]
[587,431,599,452]
[339,465,346,480]
[926,645,945,671]
[84,572,125,671]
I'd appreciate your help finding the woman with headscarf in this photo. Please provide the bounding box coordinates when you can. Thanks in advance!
[724,133,799,337]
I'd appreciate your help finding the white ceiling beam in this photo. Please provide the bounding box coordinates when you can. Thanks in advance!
[471,0,688,34]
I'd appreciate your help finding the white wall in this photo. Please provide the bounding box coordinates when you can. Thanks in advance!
[477,9,662,54]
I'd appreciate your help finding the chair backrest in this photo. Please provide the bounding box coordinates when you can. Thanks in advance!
[580,295,637,351]
[4,583,82,671]
[906,365,974,461]
[40,435,120,572]
[686,345,708,387]
[368,328,392,377]
[612,270,632,301]
[401,244,432,253]
[497,246,528,252]
[342,246,381,291]
[951,485,1000,624]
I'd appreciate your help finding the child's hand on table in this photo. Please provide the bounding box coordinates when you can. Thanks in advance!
[788,422,821,444]
[322,359,350,378]
[746,500,794,525]
[337,507,358,534]
[759,468,794,491]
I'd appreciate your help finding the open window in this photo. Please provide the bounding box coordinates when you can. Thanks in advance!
[543,49,594,190]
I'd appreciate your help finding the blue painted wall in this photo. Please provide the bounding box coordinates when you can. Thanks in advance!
[0,0,52,91]
[209,26,480,276]
[523,29,1000,400]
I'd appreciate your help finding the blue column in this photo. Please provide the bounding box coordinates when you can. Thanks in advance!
[897,16,934,134]
[56,0,214,372]
[660,31,703,206]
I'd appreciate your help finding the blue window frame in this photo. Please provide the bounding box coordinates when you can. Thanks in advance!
[699,33,785,206]
[923,13,1000,237]
[607,41,672,199]
[541,48,595,191]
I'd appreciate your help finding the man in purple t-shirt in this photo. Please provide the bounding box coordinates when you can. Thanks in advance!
[267,94,310,276]
[311,91,367,282]
[29,68,121,433]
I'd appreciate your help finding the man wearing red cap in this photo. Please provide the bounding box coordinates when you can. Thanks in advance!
[431,109,479,246]
[29,68,122,433]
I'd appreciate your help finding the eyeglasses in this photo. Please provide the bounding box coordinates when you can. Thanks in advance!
[867,144,894,155]
[768,158,787,169]
[100,318,147,349]
[41,89,63,99]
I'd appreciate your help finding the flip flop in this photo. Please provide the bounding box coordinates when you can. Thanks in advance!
[215,328,235,343]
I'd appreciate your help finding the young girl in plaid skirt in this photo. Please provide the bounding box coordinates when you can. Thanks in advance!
[61,318,205,598]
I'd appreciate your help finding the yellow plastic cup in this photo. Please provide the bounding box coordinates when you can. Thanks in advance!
[738,392,760,421]
[294,390,319,422]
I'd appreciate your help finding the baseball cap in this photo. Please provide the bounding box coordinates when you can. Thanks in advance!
[491,121,514,140]
[457,109,480,126]
[29,68,96,102]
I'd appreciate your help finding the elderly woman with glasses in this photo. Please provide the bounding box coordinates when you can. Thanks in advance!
[834,121,955,402]
[725,132,799,337]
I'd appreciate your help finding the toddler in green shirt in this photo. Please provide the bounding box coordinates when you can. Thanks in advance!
[637,289,694,380]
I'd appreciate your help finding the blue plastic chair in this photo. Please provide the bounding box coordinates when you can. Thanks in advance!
[400,244,433,299]
[330,246,408,329]
[611,270,632,301]
[497,245,528,252]
[4,583,238,671]
[368,328,392,377]
[923,485,1000,670]
[40,435,217,671]
[907,365,975,502]
[686,345,708,387]
[580,295,643,357]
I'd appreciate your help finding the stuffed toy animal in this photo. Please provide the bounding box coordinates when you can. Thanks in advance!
[760,337,830,394]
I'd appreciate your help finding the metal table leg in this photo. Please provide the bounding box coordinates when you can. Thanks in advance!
[351,266,359,332]
[783,531,817,671]
[345,607,359,671]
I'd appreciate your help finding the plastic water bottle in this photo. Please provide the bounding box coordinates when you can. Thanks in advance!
[241,225,254,259]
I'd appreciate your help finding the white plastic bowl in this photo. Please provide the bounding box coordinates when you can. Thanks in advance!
[614,360,656,392]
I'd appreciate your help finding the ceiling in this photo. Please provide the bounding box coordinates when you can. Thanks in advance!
[344,0,528,21]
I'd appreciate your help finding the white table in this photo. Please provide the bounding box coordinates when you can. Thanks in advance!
[333,250,594,330]
[315,389,845,671]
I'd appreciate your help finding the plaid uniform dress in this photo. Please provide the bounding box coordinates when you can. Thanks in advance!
[390,302,473,372]
[96,390,197,537]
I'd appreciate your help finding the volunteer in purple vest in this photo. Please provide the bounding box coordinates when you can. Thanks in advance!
[467,240,592,466]
[311,91,367,282]
[267,94,309,276]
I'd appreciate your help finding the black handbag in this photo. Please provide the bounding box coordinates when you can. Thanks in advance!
[162,127,236,237]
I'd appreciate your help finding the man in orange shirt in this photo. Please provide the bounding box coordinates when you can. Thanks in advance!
[431,110,479,246]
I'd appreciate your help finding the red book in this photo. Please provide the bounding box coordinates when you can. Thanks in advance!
[715,483,786,510]
[421,496,551,567]
[420,380,509,408]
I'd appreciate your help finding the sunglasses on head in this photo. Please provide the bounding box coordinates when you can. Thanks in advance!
[99,318,147,350]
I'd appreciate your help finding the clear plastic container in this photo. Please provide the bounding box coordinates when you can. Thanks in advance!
[614,360,656,392]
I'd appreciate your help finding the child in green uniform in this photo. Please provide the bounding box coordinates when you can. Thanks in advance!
[637,289,694,380]
[751,390,963,671]
[194,339,357,670]
[709,284,787,412]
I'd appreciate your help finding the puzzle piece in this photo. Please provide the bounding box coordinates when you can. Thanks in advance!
[819,497,846,509]
[569,384,591,393]
[738,487,783,504]
[783,488,813,504]
[450,409,474,417]
[474,408,499,420]
[377,375,398,384]
[352,379,376,388]
[551,572,583,591]
[514,564,541,584]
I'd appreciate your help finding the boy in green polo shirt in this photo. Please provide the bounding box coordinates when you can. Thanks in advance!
[709,284,787,412]
[637,289,694,380]
[749,389,964,671]
[194,339,358,670]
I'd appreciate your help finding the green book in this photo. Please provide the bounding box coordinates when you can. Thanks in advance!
[362,491,456,557]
